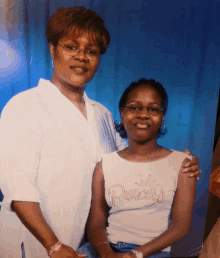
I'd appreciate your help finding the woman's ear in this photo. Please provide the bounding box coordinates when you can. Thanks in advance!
[49,43,55,61]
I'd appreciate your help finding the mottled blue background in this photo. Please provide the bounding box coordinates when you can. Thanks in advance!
[0,0,219,256]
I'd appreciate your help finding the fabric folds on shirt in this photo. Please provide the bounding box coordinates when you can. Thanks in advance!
[0,79,127,258]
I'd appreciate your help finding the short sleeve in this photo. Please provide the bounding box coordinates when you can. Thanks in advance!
[0,95,43,211]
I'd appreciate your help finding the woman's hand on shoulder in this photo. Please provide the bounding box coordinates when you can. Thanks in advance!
[50,244,87,258]
[181,149,201,180]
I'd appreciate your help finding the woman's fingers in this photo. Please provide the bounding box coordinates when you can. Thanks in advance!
[184,157,199,168]
[190,170,201,180]
[182,164,201,179]
[180,155,201,180]
[183,165,199,173]
[183,148,192,156]
[182,149,200,179]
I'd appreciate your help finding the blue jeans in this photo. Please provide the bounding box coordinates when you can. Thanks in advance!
[21,242,25,258]
[77,241,171,257]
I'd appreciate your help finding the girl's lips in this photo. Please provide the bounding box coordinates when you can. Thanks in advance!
[135,123,150,129]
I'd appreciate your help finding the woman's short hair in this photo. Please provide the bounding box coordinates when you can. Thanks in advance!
[46,7,110,55]
[115,78,168,139]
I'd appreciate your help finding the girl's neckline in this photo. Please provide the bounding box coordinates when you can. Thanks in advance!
[115,149,174,164]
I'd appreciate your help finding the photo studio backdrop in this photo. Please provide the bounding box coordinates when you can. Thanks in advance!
[0,0,220,256]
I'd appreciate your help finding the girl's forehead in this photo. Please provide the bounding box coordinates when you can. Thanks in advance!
[126,85,162,102]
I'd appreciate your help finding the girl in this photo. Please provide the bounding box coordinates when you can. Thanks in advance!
[79,78,197,258]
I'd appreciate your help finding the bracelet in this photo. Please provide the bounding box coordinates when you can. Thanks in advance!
[95,241,109,248]
[130,249,143,258]
[47,241,63,257]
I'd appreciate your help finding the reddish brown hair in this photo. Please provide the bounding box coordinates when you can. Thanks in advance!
[46,7,110,54]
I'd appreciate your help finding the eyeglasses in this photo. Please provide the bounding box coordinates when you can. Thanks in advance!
[57,44,100,58]
[125,103,163,116]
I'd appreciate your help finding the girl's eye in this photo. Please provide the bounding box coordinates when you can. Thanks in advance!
[87,49,98,55]
[150,107,157,111]
[131,106,139,110]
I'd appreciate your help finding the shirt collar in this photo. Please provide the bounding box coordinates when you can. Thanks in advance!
[38,79,96,106]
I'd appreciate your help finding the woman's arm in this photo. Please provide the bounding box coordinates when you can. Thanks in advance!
[12,201,86,258]
[133,158,197,257]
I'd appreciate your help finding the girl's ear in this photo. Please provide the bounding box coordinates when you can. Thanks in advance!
[120,113,124,125]
[160,115,165,127]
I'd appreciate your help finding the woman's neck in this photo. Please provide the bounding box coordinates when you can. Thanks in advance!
[51,77,85,104]
[51,78,87,118]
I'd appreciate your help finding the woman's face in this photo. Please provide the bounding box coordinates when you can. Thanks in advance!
[121,85,164,144]
[50,32,100,89]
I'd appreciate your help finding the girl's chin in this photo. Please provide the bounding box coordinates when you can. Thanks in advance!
[129,134,157,144]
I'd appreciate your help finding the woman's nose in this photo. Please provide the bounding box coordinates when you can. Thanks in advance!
[74,49,87,61]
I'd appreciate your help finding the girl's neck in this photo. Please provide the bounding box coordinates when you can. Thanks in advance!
[119,139,172,163]
[127,139,161,157]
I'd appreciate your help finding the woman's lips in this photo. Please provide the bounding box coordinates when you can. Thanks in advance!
[70,65,88,74]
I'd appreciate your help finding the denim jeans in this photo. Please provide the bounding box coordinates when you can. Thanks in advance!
[21,242,25,258]
[77,241,171,258]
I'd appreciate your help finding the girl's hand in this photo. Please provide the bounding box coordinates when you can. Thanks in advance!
[103,253,135,258]
[50,244,87,258]
[182,149,201,180]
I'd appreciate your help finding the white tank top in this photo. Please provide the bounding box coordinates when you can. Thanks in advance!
[102,150,191,252]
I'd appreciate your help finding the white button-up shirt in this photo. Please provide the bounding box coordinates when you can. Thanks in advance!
[0,79,127,258]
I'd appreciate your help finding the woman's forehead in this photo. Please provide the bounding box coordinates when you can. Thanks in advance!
[63,28,99,45]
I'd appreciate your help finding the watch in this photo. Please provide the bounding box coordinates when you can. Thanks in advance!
[130,249,143,258]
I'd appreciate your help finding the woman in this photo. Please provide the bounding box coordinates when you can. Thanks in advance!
[78,79,197,258]
[0,8,199,258]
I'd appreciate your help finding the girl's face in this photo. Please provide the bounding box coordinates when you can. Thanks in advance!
[50,32,100,89]
[121,85,164,144]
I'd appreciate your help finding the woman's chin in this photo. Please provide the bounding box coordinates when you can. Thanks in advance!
[69,76,88,88]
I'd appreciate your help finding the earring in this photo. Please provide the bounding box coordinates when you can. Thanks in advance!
[52,60,54,68]
[161,123,166,129]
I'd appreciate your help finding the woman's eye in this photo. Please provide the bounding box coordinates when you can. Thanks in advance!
[66,45,76,50]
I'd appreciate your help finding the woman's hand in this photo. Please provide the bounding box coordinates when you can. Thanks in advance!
[182,149,201,179]
[50,244,87,258]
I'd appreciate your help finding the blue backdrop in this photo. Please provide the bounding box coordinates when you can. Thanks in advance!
[0,0,220,256]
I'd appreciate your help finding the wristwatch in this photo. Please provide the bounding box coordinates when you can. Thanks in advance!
[130,249,143,258]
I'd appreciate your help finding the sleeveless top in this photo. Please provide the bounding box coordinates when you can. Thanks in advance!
[102,150,191,252]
